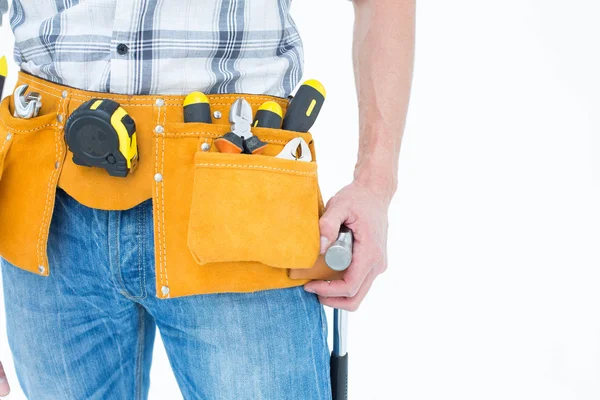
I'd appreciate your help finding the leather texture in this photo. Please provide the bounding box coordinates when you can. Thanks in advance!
[0,89,63,276]
[288,255,345,281]
[188,150,320,270]
[0,72,340,298]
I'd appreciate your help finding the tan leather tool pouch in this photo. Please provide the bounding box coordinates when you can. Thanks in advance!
[155,120,327,296]
[0,72,341,298]
[187,128,320,270]
[0,94,65,275]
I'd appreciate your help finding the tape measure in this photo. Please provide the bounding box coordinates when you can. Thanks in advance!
[65,99,138,178]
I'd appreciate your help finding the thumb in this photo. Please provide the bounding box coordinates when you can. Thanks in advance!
[319,203,348,254]
[0,362,11,397]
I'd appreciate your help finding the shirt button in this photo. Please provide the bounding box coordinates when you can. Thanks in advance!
[117,43,129,55]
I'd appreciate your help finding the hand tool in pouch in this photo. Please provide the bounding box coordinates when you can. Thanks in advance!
[12,85,42,119]
[253,101,283,129]
[215,98,267,155]
[326,226,353,400]
[275,137,312,162]
[0,56,7,99]
[282,79,326,133]
[64,99,138,177]
[184,92,212,123]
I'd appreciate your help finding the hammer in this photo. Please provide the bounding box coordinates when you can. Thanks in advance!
[325,226,353,400]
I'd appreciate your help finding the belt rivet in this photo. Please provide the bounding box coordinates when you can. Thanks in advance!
[61,90,68,99]
[6,133,12,141]
[201,142,210,152]
[154,173,163,182]
[161,286,170,296]
[156,98,165,107]
[57,114,64,123]
[155,125,164,134]
[54,161,60,170]
[38,265,45,274]
[213,111,222,119]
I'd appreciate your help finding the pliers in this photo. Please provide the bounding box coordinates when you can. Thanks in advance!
[215,98,267,155]
[275,137,312,162]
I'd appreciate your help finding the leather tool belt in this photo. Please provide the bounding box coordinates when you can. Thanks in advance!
[0,72,339,299]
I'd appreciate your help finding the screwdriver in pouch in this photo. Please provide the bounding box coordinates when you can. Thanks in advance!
[184,92,212,123]
[282,79,326,133]
[0,56,7,99]
[253,101,283,129]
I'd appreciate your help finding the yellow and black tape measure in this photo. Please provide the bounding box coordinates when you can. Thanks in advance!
[65,99,138,178]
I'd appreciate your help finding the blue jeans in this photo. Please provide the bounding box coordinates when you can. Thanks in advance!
[1,187,331,400]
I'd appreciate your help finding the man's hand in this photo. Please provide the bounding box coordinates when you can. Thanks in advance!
[0,361,10,396]
[304,181,390,311]
[303,0,414,311]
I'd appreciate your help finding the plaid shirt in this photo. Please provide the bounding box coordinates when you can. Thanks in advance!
[9,0,304,97]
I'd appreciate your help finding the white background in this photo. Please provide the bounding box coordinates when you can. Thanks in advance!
[2,0,600,399]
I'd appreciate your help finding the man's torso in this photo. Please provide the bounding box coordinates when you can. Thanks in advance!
[10,0,304,96]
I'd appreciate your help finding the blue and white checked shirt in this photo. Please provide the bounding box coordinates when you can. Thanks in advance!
[10,0,304,97]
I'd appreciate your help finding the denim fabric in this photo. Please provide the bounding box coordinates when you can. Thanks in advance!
[1,187,331,400]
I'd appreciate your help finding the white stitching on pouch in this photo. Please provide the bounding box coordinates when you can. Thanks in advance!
[194,163,317,176]
[161,105,169,291]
